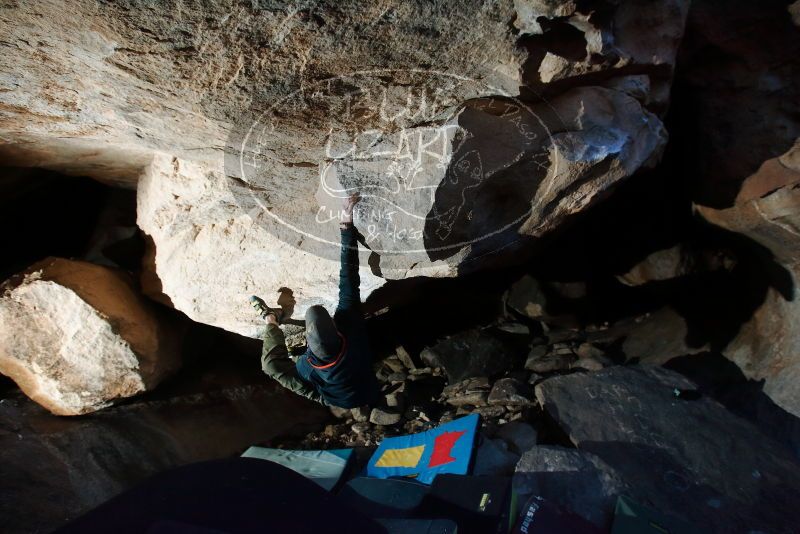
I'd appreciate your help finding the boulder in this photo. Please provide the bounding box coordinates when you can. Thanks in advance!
[423,330,516,383]
[370,407,402,426]
[507,276,548,320]
[473,435,520,477]
[698,142,800,416]
[525,347,576,373]
[667,1,800,417]
[474,405,507,419]
[0,258,182,416]
[350,405,370,423]
[618,246,686,286]
[524,345,548,368]
[616,245,732,287]
[394,346,416,371]
[441,377,491,407]
[495,421,538,454]
[496,322,530,335]
[513,446,629,529]
[621,308,705,365]
[571,343,611,371]
[574,343,604,360]
[420,348,443,369]
[513,0,578,35]
[329,406,351,420]
[535,366,800,533]
[386,372,407,384]
[385,392,406,411]
[488,378,535,407]
[571,357,607,372]
[381,357,405,374]
[0,1,673,337]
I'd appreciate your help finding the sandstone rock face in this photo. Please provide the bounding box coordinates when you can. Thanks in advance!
[0,1,682,336]
[535,366,800,532]
[698,142,800,417]
[621,308,706,365]
[516,0,689,111]
[0,258,181,415]
[791,1,800,27]
[0,380,329,533]
[679,0,800,208]
[699,143,800,267]
[679,0,800,419]
[618,246,687,286]
[135,154,387,337]
[617,243,734,287]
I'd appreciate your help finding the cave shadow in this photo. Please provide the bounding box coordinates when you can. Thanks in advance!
[485,148,796,355]
[421,97,551,265]
[0,167,110,281]
[363,270,516,360]
[670,0,800,209]
[564,215,793,354]
[664,352,800,458]
[529,213,795,356]
[667,218,794,352]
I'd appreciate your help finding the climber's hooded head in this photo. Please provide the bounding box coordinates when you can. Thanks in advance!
[305,305,343,363]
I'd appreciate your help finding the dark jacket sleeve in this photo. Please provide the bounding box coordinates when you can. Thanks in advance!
[336,226,361,312]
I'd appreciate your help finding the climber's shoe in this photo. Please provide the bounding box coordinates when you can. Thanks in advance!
[250,295,281,323]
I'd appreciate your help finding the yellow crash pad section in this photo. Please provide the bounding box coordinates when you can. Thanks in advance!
[374,444,425,468]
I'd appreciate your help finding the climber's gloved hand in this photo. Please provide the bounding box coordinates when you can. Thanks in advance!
[341,192,360,228]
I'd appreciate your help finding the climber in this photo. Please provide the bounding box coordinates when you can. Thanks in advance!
[250,193,380,409]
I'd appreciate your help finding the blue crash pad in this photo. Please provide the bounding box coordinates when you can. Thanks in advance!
[366,414,479,484]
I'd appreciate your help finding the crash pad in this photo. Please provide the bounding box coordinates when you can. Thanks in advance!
[366,414,479,484]
[513,495,603,534]
[55,458,382,533]
[338,477,430,518]
[241,447,353,491]
[421,475,512,534]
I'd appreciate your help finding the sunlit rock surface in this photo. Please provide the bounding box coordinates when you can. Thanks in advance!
[0,1,686,336]
[0,258,181,415]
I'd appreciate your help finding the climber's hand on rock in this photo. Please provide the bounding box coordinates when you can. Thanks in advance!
[341,193,361,225]
[265,312,279,325]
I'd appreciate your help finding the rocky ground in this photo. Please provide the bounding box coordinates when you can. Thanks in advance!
[265,307,800,533]
[273,320,595,450]
[1,0,800,533]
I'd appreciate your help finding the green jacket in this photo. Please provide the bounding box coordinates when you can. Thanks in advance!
[261,323,325,405]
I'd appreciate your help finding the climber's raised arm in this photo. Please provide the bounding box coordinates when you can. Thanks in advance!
[337,193,361,313]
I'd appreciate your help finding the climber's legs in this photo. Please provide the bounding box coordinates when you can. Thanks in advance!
[260,318,325,405]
